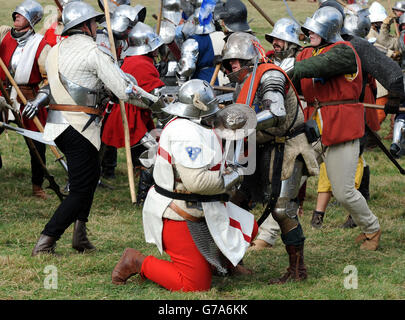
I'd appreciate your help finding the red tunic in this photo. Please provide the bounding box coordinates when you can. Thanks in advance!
[43,21,67,47]
[297,41,365,146]
[101,55,164,148]
[0,31,48,131]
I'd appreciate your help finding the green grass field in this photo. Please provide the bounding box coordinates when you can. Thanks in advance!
[0,0,404,301]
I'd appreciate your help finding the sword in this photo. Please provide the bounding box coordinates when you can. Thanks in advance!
[0,121,57,146]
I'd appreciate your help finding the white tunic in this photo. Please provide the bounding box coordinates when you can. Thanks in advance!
[142,118,255,267]
[43,34,132,150]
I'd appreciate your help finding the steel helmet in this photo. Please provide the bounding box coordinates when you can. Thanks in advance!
[301,6,344,43]
[265,18,301,46]
[12,0,43,28]
[368,1,388,23]
[98,0,131,14]
[392,1,405,12]
[214,0,251,32]
[342,5,371,38]
[222,32,260,72]
[126,22,164,56]
[62,1,104,36]
[161,79,219,119]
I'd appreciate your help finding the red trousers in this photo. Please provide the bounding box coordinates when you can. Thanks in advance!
[141,218,258,292]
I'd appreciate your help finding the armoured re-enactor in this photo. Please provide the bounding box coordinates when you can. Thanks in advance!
[112,79,258,292]
[248,17,305,251]
[223,32,319,284]
[0,0,51,199]
[290,6,382,251]
[176,0,226,85]
[24,1,161,256]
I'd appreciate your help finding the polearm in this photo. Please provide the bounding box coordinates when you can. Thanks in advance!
[102,0,137,203]
[297,95,405,113]
[246,0,274,26]
[53,0,63,12]
[210,64,221,86]
[0,80,65,201]
[363,103,405,112]
[0,57,68,173]
[156,0,163,35]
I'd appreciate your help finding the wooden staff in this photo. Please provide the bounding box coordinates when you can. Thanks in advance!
[102,0,137,203]
[364,103,405,112]
[246,0,274,26]
[210,64,221,86]
[156,0,164,35]
[0,57,68,173]
[53,0,63,12]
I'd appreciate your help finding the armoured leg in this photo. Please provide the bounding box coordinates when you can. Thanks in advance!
[269,160,307,284]
[390,118,405,157]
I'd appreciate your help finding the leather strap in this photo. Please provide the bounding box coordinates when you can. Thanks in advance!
[169,201,203,222]
[49,104,103,116]
[154,184,230,202]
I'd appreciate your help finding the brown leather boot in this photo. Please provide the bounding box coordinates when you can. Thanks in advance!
[32,234,57,256]
[32,184,47,200]
[269,244,307,285]
[72,220,96,253]
[112,248,146,285]
[359,230,381,251]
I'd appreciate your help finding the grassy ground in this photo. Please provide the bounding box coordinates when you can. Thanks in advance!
[0,0,404,301]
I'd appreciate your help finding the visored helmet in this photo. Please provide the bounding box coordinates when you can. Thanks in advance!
[126,22,164,56]
[161,79,219,119]
[12,0,43,29]
[265,18,301,46]
[301,6,343,43]
[62,1,104,36]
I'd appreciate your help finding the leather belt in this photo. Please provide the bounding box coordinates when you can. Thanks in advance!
[154,184,230,202]
[169,201,203,222]
[49,104,103,116]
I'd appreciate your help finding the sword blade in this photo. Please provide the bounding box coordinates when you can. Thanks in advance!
[0,121,56,146]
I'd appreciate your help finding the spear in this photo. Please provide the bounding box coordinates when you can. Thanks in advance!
[102,0,137,203]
